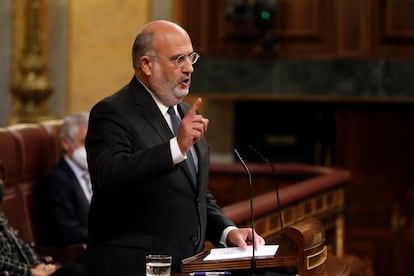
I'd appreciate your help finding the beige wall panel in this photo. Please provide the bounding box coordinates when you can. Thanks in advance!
[68,0,150,113]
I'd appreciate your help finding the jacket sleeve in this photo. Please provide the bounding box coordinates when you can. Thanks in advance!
[0,214,41,276]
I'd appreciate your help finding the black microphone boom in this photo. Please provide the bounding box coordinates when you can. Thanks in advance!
[249,145,284,229]
[233,149,256,274]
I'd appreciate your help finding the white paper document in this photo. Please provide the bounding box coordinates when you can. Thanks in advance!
[203,245,279,261]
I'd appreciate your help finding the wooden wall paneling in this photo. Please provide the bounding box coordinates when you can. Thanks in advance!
[176,0,230,55]
[255,0,338,57]
[277,0,320,36]
[177,0,337,58]
[401,184,414,275]
[346,228,396,276]
[261,0,337,57]
[335,106,414,275]
[337,0,371,56]
[335,108,414,226]
[172,0,203,52]
[372,0,414,58]
[403,228,414,275]
[198,0,211,54]
[405,189,414,232]
[203,99,234,160]
[175,0,414,58]
[207,0,267,56]
[385,0,414,37]
[206,0,232,55]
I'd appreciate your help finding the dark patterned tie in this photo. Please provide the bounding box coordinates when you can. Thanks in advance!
[167,106,198,185]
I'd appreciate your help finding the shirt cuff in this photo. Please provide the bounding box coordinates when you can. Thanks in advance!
[170,137,186,164]
[220,226,238,247]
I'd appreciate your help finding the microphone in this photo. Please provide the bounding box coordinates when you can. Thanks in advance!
[233,149,256,275]
[248,145,284,229]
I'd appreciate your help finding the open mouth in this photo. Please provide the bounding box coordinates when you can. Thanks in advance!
[181,77,191,87]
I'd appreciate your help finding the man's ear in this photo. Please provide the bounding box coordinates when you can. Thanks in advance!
[139,56,153,76]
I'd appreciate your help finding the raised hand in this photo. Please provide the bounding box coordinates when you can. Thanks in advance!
[177,97,209,154]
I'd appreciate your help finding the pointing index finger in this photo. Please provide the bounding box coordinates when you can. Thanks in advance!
[188,97,202,115]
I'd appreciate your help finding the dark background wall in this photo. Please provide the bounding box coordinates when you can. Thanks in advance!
[192,58,414,97]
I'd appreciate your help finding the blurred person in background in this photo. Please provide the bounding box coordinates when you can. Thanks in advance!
[37,111,90,247]
[0,159,58,276]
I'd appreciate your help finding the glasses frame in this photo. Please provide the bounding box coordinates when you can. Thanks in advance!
[145,52,200,67]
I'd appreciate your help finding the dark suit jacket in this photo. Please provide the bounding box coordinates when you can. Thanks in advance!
[84,77,234,275]
[36,158,89,246]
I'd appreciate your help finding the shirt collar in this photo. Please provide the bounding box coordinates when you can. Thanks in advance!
[135,77,178,116]
[63,156,85,179]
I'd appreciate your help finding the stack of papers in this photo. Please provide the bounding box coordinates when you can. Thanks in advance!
[203,245,279,261]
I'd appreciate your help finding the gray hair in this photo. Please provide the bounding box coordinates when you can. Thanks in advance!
[59,111,89,143]
[132,31,155,70]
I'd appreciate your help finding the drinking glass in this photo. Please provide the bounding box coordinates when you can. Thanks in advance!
[146,255,172,276]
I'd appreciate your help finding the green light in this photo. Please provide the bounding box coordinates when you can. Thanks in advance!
[261,11,270,20]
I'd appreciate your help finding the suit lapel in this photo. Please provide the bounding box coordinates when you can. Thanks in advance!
[129,77,207,191]
[61,159,90,210]
[129,78,173,142]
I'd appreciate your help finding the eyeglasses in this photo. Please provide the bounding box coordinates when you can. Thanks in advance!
[146,52,200,67]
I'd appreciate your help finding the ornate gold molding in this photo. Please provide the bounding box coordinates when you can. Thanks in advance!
[9,0,54,124]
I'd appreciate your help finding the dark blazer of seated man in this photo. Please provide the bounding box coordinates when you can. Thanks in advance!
[36,112,91,246]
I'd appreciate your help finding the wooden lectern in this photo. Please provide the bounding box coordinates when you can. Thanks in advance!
[181,217,347,275]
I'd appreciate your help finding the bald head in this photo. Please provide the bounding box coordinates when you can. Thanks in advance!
[141,20,187,36]
[131,20,196,106]
[132,20,191,70]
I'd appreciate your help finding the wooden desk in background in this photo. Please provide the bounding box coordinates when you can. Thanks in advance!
[208,163,350,258]
[181,217,350,276]
[175,254,350,275]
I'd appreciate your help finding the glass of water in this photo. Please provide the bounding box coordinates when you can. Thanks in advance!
[146,255,172,276]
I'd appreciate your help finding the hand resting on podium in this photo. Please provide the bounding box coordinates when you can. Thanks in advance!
[226,228,265,250]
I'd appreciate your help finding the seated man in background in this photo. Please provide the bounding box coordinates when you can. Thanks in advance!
[0,160,58,276]
[36,111,90,247]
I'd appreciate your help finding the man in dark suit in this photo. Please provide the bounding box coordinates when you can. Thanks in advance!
[84,20,265,276]
[37,112,91,247]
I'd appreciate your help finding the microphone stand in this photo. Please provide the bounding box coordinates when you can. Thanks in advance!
[234,149,256,276]
[249,145,283,229]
